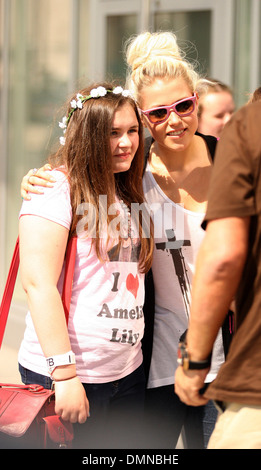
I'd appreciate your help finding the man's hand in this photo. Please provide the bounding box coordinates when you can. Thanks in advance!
[175,365,209,406]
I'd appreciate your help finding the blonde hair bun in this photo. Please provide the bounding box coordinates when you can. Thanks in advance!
[126,31,183,72]
[125,31,204,102]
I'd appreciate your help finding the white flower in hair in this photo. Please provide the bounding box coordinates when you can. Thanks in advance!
[90,88,99,98]
[76,99,83,109]
[96,86,107,96]
[60,136,66,146]
[59,116,67,129]
[77,93,84,100]
[70,99,77,109]
[113,86,124,95]
[90,87,107,98]
[122,89,133,98]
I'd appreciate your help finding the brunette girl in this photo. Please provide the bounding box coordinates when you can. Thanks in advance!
[18,82,153,448]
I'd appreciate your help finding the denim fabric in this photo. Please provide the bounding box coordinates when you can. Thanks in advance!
[143,384,208,449]
[19,364,53,389]
[202,399,218,447]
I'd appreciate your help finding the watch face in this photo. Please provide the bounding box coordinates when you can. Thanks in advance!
[178,342,190,369]
[177,342,186,364]
[178,342,212,370]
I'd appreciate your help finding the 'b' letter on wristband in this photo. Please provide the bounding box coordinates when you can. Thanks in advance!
[46,351,76,374]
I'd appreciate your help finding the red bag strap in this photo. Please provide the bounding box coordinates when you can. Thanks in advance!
[0,237,19,349]
[61,237,77,324]
[0,236,76,349]
[0,383,42,390]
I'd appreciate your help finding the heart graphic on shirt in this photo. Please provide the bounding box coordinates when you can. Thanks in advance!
[126,273,139,298]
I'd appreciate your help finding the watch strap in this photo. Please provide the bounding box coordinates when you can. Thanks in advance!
[182,357,212,370]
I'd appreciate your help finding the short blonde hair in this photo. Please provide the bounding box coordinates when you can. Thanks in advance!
[125,31,207,104]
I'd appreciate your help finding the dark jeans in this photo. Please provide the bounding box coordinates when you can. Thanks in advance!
[142,384,217,449]
[202,399,218,448]
[19,363,146,449]
[18,365,217,448]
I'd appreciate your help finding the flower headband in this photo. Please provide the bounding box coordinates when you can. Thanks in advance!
[59,86,134,145]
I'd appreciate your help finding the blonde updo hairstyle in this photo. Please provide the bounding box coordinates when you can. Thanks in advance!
[125,31,207,106]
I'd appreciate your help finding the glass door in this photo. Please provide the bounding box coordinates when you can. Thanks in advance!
[91,0,234,86]
[89,0,234,85]
[150,0,234,84]
[106,14,137,80]
[153,10,211,77]
[88,0,140,82]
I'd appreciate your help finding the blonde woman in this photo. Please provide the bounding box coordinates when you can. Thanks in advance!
[125,31,229,449]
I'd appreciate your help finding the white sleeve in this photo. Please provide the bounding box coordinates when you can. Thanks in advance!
[19,169,72,230]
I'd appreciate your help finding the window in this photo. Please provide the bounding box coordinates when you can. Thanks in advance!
[154,11,211,77]
[92,0,234,87]
[106,15,137,80]
[2,0,72,300]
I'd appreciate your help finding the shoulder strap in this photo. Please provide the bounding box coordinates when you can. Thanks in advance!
[61,237,77,323]
[0,237,20,348]
[143,136,153,175]
[0,236,76,349]
[196,131,217,161]
[143,133,217,174]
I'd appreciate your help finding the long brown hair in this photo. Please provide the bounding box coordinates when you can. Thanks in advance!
[49,82,153,273]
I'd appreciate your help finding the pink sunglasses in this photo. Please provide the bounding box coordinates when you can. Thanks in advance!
[139,93,197,124]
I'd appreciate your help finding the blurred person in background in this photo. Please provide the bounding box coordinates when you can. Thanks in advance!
[197,80,235,139]
[247,86,261,103]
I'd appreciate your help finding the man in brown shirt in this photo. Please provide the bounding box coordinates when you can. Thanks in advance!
[175,100,261,448]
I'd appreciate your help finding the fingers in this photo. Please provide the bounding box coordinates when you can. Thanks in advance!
[175,382,208,407]
[174,366,209,407]
[21,164,56,200]
[54,378,90,424]
[29,164,56,187]
[57,401,90,424]
[21,169,38,200]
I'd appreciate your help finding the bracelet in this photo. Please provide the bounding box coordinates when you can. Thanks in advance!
[46,350,76,374]
[53,374,77,382]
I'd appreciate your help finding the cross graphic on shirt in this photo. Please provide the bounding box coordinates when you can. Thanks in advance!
[156,229,191,318]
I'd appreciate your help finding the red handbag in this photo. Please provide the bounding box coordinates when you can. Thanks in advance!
[0,236,77,448]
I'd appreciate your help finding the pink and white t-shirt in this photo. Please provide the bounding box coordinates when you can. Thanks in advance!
[18,169,144,383]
